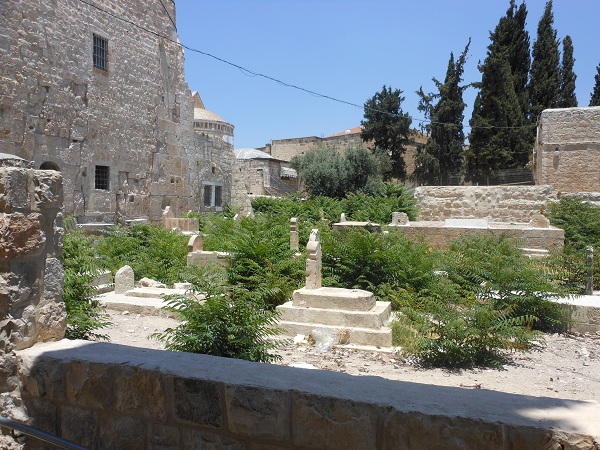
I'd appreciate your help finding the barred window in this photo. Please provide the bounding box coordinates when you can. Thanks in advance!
[93,34,108,71]
[203,185,213,207]
[214,185,222,207]
[95,165,110,190]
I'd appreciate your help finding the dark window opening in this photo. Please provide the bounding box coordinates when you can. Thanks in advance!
[40,161,60,171]
[93,34,109,72]
[95,165,110,190]
[215,185,222,207]
[203,185,213,207]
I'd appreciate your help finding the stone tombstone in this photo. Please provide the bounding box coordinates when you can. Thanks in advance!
[340,213,346,222]
[529,214,550,228]
[188,234,203,253]
[391,212,409,226]
[290,217,299,251]
[115,265,135,294]
[306,229,322,289]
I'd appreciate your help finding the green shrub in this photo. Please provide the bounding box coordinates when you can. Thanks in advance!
[62,229,111,340]
[151,267,283,363]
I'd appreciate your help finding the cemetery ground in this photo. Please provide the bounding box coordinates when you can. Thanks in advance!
[103,308,600,403]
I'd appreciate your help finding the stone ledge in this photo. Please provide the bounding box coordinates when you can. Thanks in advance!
[292,287,376,311]
[15,341,600,449]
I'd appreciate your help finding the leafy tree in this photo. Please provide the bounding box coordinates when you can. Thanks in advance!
[413,40,470,185]
[291,145,381,198]
[466,1,533,183]
[62,229,111,340]
[558,35,578,107]
[361,85,412,180]
[466,53,528,183]
[529,0,561,120]
[590,62,600,106]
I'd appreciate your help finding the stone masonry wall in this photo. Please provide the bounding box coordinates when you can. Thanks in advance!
[0,0,195,221]
[535,107,600,193]
[415,185,558,222]
[13,340,600,449]
[0,156,66,434]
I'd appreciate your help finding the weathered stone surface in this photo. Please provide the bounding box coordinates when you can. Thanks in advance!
[173,378,222,428]
[60,405,99,449]
[114,366,167,419]
[529,213,551,228]
[98,415,146,450]
[293,394,379,449]
[180,429,245,450]
[0,212,45,261]
[139,277,167,289]
[114,265,135,294]
[292,287,376,311]
[225,385,290,441]
[66,361,114,410]
[148,423,181,450]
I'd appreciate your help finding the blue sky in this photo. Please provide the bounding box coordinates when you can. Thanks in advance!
[174,1,600,149]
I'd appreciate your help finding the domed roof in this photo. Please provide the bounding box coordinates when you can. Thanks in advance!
[192,91,230,124]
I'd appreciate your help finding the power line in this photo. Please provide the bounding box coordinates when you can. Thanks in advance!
[76,0,536,131]
[157,0,177,31]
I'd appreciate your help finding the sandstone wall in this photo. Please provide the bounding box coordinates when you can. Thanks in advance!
[0,156,66,431]
[414,186,558,222]
[14,339,600,449]
[535,107,600,193]
[0,0,195,221]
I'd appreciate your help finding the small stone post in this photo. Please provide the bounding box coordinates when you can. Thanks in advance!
[586,246,594,295]
[340,213,346,223]
[305,229,322,289]
[290,217,299,251]
[391,212,409,226]
[115,265,135,294]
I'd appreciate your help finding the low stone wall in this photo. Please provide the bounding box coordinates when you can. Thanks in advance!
[414,186,557,222]
[16,340,600,449]
[394,222,564,251]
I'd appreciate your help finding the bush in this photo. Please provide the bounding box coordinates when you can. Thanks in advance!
[151,267,283,362]
[62,229,111,340]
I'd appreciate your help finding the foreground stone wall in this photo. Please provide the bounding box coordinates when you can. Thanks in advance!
[14,340,600,449]
[1,0,194,221]
[415,186,558,222]
[535,107,600,193]
[0,157,66,437]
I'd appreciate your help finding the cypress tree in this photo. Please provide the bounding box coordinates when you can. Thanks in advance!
[590,63,600,107]
[413,40,470,185]
[558,35,578,107]
[529,0,561,120]
[466,53,527,184]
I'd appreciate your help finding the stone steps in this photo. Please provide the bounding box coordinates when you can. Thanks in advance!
[278,301,391,329]
[276,321,393,348]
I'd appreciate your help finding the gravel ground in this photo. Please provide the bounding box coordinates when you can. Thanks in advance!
[103,308,600,402]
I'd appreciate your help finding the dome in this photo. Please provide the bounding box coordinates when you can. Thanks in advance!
[191,91,234,145]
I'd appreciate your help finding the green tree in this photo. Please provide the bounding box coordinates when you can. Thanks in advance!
[529,0,561,119]
[558,35,578,107]
[291,145,381,198]
[590,63,600,106]
[413,40,470,185]
[466,53,528,183]
[361,85,412,180]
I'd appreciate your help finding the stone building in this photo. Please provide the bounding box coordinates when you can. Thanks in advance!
[535,107,600,193]
[0,0,242,222]
[235,148,298,196]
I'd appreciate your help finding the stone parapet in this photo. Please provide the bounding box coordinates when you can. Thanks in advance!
[14,340,600,449]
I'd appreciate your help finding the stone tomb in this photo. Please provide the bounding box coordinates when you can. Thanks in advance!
[186,234,231,267]
[277,230,393,348]
[161,206,199,234]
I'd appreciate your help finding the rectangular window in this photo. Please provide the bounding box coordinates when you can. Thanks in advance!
[214,185,222,207]
[95,165,110,190]
[93,34,108,72]
[203,185,213,207]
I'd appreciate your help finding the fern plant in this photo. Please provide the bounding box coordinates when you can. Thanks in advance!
[152,266,283,362]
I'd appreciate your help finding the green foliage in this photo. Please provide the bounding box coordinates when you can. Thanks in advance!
[558,35,578,107]
[413,40,470,185]
[546,197,600,291]
[361,85,412,180]
[291,145,382,199]
[96,224,189,284]
[152,267,283,362]
[62,229,111,340]
[529,0,561,119]
[589,63,600,107]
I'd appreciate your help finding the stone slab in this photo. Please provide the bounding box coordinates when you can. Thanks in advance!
[292,287,376,311]
[277,301,391,329]
[445,218,489,228]
[277,321,393,348]
[123,287,187,299]
[332,222,381,233]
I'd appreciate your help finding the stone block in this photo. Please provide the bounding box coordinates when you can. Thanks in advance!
[23,397,58,436]
[148,423,180,450]
[60,405,99,449]
[180,429,245,450]
[277,322,393,348]
[66,361,114,410]
[173,378,223,428]
[114,366,167,419]
[292,287,376,311]
[225,385,290,441]
[114,265,134,294]
[278,300,391,329]
[0,212,45,262]
[293,393,379,449]
[97,415,147,450]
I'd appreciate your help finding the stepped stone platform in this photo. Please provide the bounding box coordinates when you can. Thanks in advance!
[277,287,393,348]
[551,292,600,333]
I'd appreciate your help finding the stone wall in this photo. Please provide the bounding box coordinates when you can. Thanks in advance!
[0,156,66,434]
[535,107,600,193]
[0,0,196,222]
[13,340,600,449]
[414,186,558,222]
